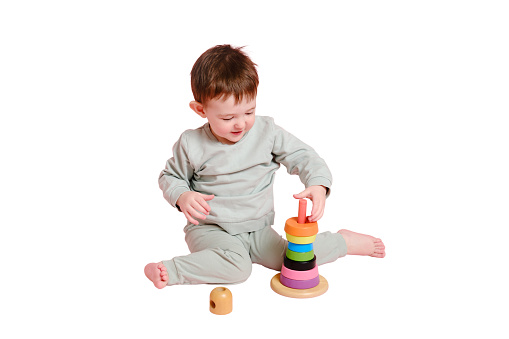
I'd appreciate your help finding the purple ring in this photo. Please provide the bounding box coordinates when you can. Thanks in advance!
[280,274,320,289]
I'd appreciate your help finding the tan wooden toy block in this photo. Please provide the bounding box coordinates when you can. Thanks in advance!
[209,287,232,315]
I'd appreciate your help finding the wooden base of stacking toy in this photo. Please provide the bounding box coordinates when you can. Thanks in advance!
[270,273,328,299]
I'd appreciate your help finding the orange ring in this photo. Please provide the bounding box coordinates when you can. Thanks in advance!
[284,217,318,237]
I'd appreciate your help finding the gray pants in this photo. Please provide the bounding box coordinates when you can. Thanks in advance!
[162,224,347,286]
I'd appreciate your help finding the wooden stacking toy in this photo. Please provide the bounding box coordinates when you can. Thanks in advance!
[271,199,328,298]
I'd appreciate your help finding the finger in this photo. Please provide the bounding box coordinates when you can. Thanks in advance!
[309,212,323,222]
[185,201,208,225]
[196,198,212,213]
[293,189,309,199]
[309,197,321,216]
[188,207,208,220]
[191,201,209,215]
[313,209,324,222]
[309,200,325,222]
[200,194,215,201]
[184,211,199,225]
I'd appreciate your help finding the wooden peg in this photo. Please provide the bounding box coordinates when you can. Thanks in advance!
[298,199,307,224]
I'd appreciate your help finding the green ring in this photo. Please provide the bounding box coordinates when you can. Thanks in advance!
[286,249,315,262]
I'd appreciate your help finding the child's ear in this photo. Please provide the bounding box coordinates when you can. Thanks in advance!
[189,101,206,118]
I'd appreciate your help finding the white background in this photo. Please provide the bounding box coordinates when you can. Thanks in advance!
[1,1,508,338]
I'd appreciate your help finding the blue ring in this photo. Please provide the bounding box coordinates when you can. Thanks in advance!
[288,242,313,253]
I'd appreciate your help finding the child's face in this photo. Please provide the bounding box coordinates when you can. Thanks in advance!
[200,96,256,145]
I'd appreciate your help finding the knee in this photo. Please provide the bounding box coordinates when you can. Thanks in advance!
[220,249,252,283]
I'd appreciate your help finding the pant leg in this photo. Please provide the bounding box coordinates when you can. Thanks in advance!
[249,227,348,271]
[249,226,287,270]
[314,231,347,265]
[161,224,252,286]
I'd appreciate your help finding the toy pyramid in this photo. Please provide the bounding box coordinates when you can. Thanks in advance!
[271,199,328,298]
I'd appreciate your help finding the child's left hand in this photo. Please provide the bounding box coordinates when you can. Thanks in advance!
[293,185,327,222]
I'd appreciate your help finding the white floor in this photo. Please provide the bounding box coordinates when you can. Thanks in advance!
[2,1,508,338]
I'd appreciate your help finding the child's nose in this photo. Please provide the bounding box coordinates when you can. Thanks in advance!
[234,119,245,129]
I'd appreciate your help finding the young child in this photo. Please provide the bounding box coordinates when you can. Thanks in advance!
[145,45,385,288]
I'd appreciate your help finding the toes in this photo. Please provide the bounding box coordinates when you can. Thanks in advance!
[154,282,166,289]
[374,239,385,249]
[160,268,169,280]
[371,243,386,257]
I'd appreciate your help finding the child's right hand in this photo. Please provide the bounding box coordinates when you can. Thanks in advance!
[176,191,215,225]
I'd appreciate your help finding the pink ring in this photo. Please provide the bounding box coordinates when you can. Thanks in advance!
[281,264,319,281]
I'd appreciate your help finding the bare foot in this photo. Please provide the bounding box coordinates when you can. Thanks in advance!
[144,262,169,289]
[338,229,386,258]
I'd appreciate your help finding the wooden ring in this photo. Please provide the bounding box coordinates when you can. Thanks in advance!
[280,274,320,289]
[284,255,316,271]
[287,242,313,253]
[284,217,318,237]
[271,273,328,299]
[286,249,314,262]
[281,264,319,281]
[285,233,316,244]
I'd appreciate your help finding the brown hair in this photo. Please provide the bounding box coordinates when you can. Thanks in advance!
[190,45,259,105]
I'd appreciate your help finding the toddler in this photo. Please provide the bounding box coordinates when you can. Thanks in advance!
[145,45,385,288]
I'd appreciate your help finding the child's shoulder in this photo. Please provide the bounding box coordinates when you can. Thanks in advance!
[175,123,210,146]
[180,122,209,137]
[257,115,274,123]
[255,115,276,129]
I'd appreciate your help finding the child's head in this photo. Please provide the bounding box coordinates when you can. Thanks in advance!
[190,44,259,106]
[189,45,258,145]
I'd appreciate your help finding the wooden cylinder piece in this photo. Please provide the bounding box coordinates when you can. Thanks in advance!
[210,287,232,315]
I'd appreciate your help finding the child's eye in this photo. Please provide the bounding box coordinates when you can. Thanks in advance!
[222,117,233,121]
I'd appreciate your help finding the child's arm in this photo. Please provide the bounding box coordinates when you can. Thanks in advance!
[293,185,327,222]
[159,133,198,213]
[271,122,332,222]
[159,132,216,225]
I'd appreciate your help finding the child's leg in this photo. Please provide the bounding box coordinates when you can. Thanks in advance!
[248,227,385,272]
[312,230,386,260]
[249,227,347,270]
[314,231,348,265]
[249,226,287,270]
[337,229,385,258]
[159,225,252,286]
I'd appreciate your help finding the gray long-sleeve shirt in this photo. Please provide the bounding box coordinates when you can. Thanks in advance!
[159,115,332,235]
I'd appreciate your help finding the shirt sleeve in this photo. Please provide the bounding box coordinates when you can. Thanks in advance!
[271,122,333,195]
[158,132,194,209]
